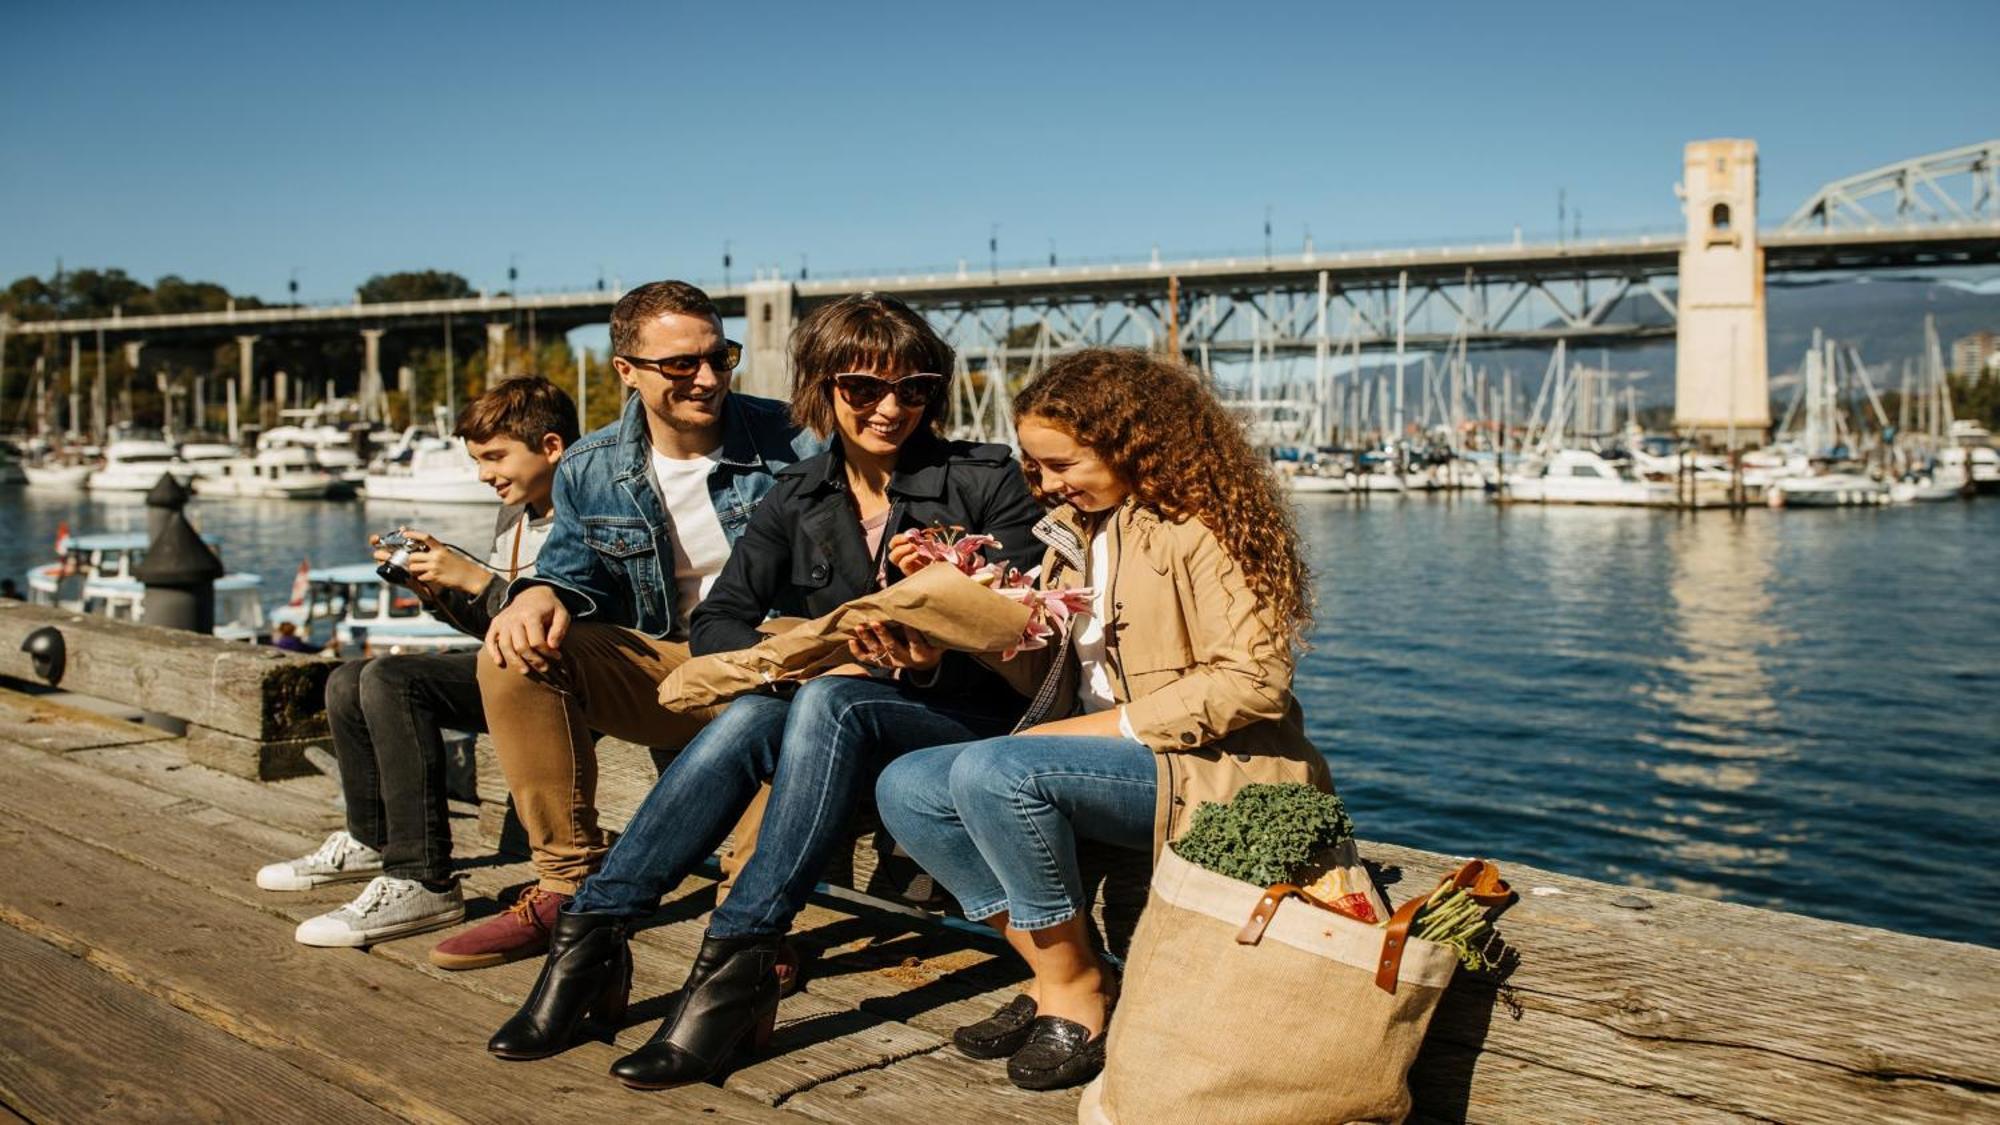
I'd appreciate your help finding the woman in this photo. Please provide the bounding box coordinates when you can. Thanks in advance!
[486,293,1044,1088]
[874,348,1332,1091]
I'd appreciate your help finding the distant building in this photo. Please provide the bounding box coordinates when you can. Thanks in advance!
[1951,331,1999,380]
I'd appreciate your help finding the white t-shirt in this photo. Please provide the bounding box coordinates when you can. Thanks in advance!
[487,508,554,580]
[1073,526,1117,713]
[1072,523,1142,742]
[649,448,732,634]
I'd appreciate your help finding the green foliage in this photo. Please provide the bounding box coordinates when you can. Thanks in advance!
[0,267,261,322]
[356,270,474,304]
[1169,783,1355,888]
[1410,886,1498,971]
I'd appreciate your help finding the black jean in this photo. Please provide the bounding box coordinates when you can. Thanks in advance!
[327,651,487,883]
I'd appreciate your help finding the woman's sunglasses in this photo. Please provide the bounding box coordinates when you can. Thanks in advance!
[617,340,743,379]
[833,372,947,409]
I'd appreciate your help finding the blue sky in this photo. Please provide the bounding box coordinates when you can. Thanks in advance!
[3,0,1994,304]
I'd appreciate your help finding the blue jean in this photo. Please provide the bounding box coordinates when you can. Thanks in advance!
[874,735,1157,931]
[569,675,1018,935]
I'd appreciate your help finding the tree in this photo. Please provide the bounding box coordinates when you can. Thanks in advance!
[356,270,474,305]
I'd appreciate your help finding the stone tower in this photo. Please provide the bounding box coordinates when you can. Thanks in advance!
[1674,139,1769,442]
[740,280,796,400]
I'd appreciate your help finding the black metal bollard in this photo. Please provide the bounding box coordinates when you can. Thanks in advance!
[134,475,226,634]
[145,472,193,543]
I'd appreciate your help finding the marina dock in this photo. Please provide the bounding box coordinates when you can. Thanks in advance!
[0,601,1994,1123]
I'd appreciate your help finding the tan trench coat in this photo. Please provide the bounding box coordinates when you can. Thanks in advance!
[984,501,1332,858]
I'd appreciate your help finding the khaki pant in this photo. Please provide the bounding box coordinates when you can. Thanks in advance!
[476,622,770,895]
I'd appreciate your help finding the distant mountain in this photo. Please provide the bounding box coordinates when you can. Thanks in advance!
[1457,273,2000,406]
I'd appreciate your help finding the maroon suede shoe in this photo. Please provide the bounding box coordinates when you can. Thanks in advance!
[430,886,570,971]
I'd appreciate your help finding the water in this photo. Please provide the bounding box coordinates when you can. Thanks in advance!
[3,488,1996,947]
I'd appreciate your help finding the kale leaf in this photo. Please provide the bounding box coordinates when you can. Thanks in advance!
[1169,783,1355,888]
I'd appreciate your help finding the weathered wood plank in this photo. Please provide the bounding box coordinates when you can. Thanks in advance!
[0,601,330,750]
[0,799,786,1123]
[0,690,174,754]
[68,744,345,836]
[0,736,999,1115]
[1370,839,1999,1124]
[13,709,1999,1124]
[778,1048,1078,1125]
[0,922,403,1125]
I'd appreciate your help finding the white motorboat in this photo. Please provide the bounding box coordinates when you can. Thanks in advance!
[26,531,266,641]
[1352,470,1408,494]
[1889,472,1969,504]
[178,442,241,480]
[22,461,94,488]
[1936,444,2000,496]
[1286,472,1354,495]
[1765,471,1890,508]
[193,448,343,499]
[1504,448,1678,507]
[363,433,493,506]
[270,562,479,657]
[87,440,196,493]
[258,423,367,488]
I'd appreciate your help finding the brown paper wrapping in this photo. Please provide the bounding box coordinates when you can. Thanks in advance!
[658,562,1035,712]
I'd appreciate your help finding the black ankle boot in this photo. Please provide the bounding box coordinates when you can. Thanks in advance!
[487,911,632,1060]
[610,932,782,1090]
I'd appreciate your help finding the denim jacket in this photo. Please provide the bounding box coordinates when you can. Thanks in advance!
[509,391,821,638]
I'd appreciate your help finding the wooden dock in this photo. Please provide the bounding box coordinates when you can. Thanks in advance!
[0,600,1995,1123]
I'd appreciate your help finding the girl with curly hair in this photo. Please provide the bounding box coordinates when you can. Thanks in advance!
[873,347,1333,1091]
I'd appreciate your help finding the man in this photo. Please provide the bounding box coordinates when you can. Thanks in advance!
[255,375,580,947]
[434,279,816,970]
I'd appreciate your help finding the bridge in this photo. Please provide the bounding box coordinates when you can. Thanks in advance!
[3,139,1996,441]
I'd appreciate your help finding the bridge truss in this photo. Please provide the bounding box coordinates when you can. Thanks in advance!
[1781,139,1999,232]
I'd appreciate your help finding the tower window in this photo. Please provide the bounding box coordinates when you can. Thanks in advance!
[1711,203,1732,231]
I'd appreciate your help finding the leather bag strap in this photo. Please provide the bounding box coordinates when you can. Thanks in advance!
[1374,859,1511,995]
[1230,859,1512,995]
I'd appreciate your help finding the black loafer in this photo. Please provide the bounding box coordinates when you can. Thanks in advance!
[1006,1015,1106,1091]
[953,993,1038,1059]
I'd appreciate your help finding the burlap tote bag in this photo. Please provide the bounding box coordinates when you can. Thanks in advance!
[1080,847,1507,1125]
[658,562,1033,711]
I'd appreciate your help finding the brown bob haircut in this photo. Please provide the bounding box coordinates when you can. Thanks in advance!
[610,280,720,355]
[789,293,955,438]
[454,375,581,450]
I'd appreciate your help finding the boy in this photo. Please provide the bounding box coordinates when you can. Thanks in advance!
[255,376,580,948]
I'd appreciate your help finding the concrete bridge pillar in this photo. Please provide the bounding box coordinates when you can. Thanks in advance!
[485,322,510,386]
[741,280,796,400]
[235,336,257,419]
[121,341,143,425]
[360,328,385,420]
[1674,138,1770,444]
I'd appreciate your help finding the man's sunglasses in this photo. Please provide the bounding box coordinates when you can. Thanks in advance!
[617,340,742,379]
[833,372,947,409]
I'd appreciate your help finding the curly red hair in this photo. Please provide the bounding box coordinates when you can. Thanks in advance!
[1013,348,1312,643]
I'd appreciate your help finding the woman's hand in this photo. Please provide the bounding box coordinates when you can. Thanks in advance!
[847,621,942,671]
[885,532,928,578]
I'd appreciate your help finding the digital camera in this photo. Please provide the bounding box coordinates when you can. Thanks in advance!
[375,529,424,586]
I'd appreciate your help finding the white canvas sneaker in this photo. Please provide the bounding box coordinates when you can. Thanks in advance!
[294,876,466,948]
[255,830,384,891]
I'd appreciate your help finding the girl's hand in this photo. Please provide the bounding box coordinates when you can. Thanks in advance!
[847,621,942,671]
[885,532,927,577]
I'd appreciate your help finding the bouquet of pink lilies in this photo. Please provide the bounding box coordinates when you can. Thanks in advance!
[903,525,1093,659]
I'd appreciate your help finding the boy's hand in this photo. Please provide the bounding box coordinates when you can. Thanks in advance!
[398,531,491,597]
